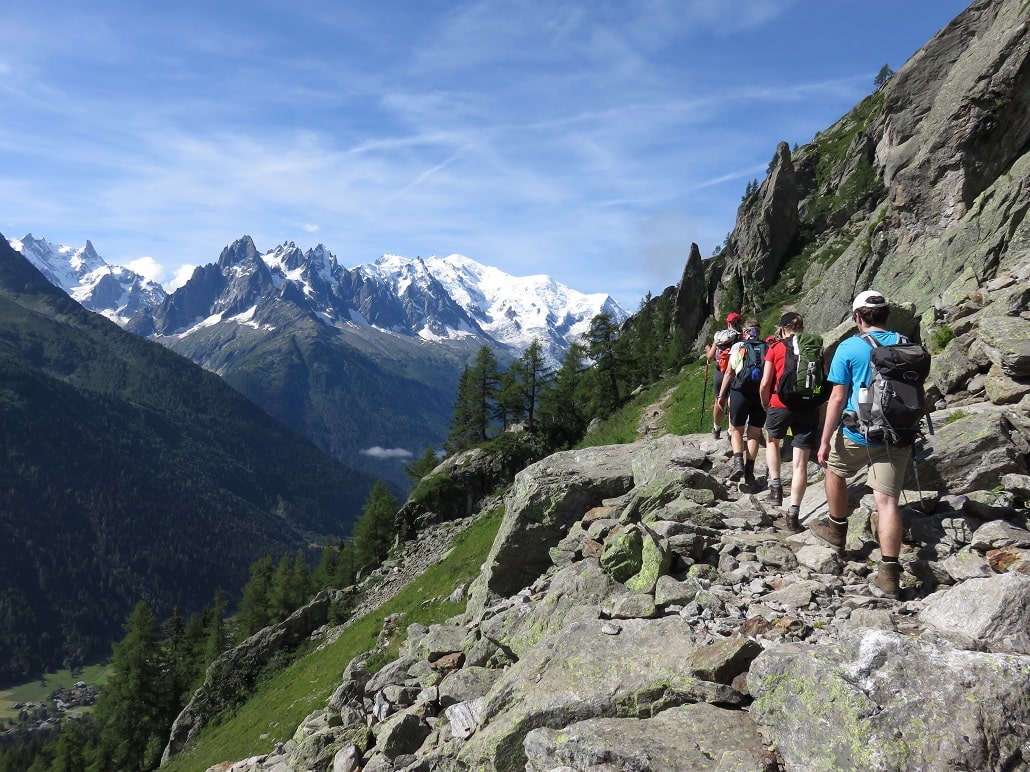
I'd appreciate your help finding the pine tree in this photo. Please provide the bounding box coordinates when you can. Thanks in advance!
[404,446,440,484]
[202,589,230,667]
[236,554,276,638]
[333,540,361,587]
[268,554,298,623]
[351,481,398,569]
[584,312,623,416]
[506,339,549,431]
[313,539,338,591]
[445,347,501,452]
[445,366,477,453]
[162,606,193,708]
[537,341,589,450]
[92,602,166,771]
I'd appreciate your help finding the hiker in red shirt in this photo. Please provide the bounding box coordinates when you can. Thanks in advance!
[759,311,826,532]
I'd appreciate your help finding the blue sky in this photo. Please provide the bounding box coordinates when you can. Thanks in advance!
[1,0,971,309]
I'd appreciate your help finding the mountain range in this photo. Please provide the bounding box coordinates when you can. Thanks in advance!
[10,234,627,486]
[0,233,378,685]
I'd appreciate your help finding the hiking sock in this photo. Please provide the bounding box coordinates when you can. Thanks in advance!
[744,459,755,480]
[881,556,900,564]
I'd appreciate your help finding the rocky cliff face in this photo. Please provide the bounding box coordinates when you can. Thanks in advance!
[701,0,1029,341]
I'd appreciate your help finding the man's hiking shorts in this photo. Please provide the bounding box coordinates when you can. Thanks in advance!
[824,431,912,498]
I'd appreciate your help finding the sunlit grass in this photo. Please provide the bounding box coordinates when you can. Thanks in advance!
[163,506,503,771]
[577,360,709,447]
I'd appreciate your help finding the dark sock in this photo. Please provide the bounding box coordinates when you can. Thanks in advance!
[788,505,800,516]
[744,460,755,475]
[733,452,743,462]
[881,556,900,564]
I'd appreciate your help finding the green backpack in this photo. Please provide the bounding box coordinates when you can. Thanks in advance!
[776,333,827,408]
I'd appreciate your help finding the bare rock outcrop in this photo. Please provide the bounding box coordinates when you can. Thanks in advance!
[690,0,1030,344]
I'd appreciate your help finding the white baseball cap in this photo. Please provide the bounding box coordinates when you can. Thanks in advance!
[852,290,888,311]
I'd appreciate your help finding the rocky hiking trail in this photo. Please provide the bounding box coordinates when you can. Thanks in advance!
[199,405,1030,771]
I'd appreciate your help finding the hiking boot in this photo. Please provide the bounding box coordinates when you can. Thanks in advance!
[784,509,803,533]
[765,482,783,507]
[712,425,721,440]
[809,516,848,551]
[729,455,745,481]
[871,562,901,599]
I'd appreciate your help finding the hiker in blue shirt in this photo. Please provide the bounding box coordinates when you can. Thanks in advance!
[809,290,912,598]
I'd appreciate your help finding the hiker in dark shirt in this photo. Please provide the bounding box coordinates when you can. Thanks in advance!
[716,318,766,492]
[704,312,743,440]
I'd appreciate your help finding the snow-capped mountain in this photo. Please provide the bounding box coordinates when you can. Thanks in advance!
[11,234,168,325]
[10,233,627,363]
[361,253,626,360]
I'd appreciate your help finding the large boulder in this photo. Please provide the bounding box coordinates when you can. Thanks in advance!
[161,591,336,763]
[978,314,1030,378]
[464,443,639,621]
[748,629,1030,771]
[918,572,1030,654]
[459,618,742,771]
[921,405,1027,493]
[523,702,775,772]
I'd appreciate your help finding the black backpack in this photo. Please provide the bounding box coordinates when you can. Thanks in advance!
[730,339,767,393]
[776,333,828,409]
[853,333,932,445]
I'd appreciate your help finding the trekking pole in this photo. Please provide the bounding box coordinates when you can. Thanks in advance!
[699,360,710,432]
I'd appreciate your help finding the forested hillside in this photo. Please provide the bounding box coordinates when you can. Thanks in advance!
[0,234,378,686]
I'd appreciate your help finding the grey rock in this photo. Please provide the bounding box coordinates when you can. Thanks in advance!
[458,618,740,770]
[654,575,700,607]
[523,703,773,772]
[749,630,1030,771]
[922,406,1026,494]
[978,315,1030,378]
[794,544,843,574]
[971,519,1030,550]
[465,443,638,620]
[437,667,500,709]
[1003,472,1030,501]
[605,591,658,620]
[919,572,1030,654]
[763,580,824,609]
[373,709,432,759]
[941,548,994,581]
[444,697,484,741]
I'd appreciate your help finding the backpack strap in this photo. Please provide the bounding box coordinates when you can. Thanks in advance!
[862,331,909,348]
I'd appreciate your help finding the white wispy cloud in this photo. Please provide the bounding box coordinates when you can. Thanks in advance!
[360,447,414,462]
[0,0,971,307]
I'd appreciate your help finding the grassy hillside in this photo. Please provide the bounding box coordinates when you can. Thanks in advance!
[162,507,504,770]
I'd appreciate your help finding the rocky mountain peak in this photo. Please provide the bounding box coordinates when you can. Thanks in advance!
[694,0,1029,344]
